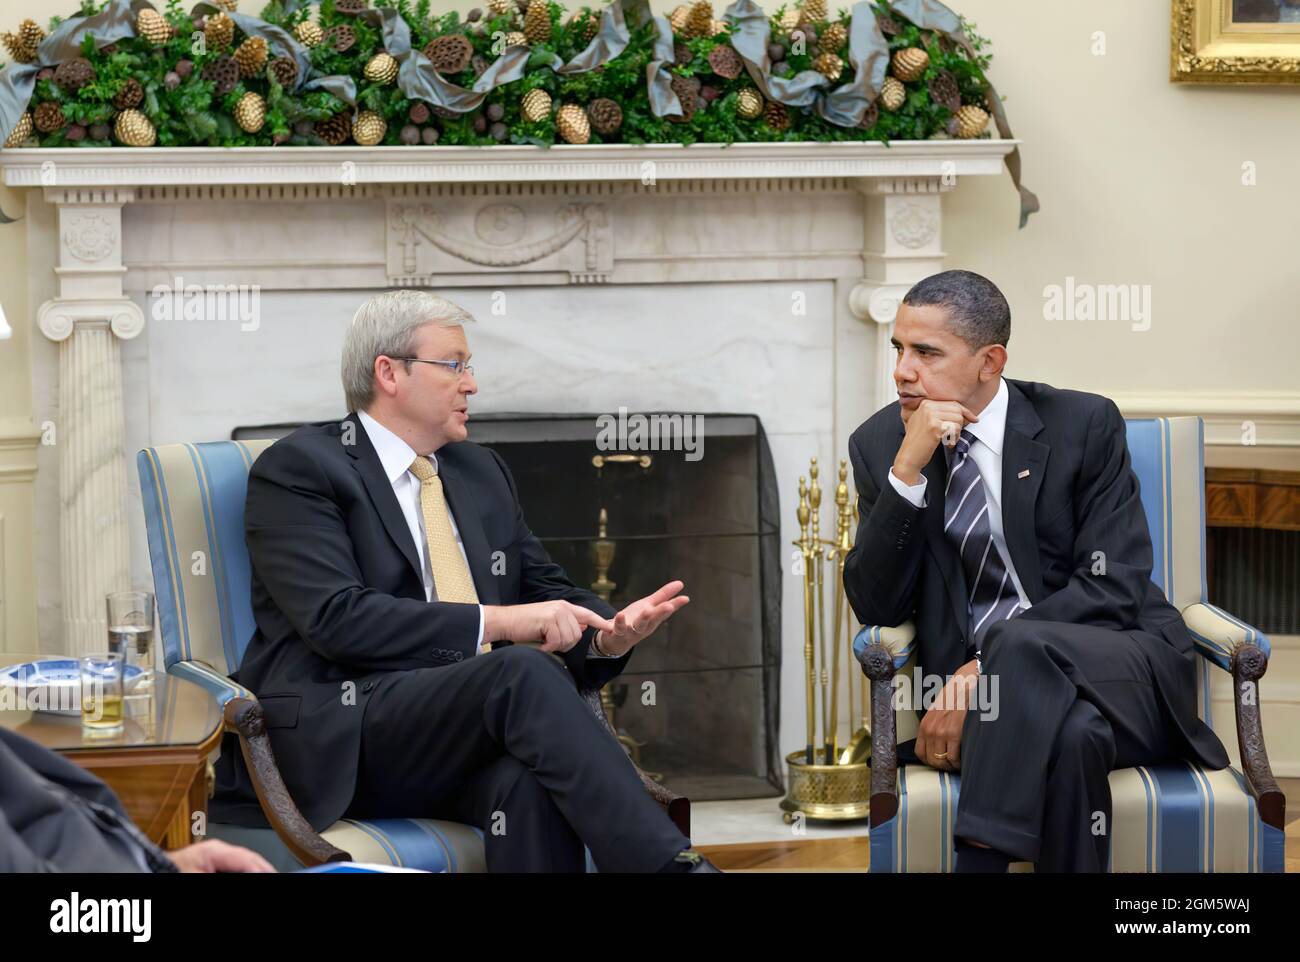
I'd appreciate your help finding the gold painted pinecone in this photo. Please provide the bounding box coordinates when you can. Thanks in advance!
[555,104,589,144]
[568,10,598,44]
[891,46,929,82]
[234,36,268,78]
[587,97,622,136]
[314,112,351,145]
[736,86,763,119]
[669,5,690,33]
[812,52,843,82]
[234,91,266,132]
[364,52,399,84]
[488,0,515,18]
[952,104,989,138]
[423,34,473,73]
[685,1,713,39]
[53,57,95,93]
[880,75,905,111]
[335,0,368,15]
[520,87,552,122]
[135,9,171,46]
[351,110,387,146]
[114,108,156,147]
[201,56,240,96]
[325,24,356,53]
[294,21,324,46]
[269,55,299,89]
[524,0,551,44]
[711,19,727,36]
[33,101,65,133]
[504,31,528,47]
[800,0,827,24]
[763,100,789,131]
[4,111,33,147]
[211,0,238,10]
[205,13,235,51]
[2,19,45,63]
[707,44,742,80]
[818,22,846,54]
[113,77,144,110]
[778,8,800,32]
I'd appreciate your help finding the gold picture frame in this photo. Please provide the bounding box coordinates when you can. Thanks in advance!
[1172,0,1300,83]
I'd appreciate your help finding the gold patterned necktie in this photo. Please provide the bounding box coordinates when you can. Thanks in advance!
[409,455,479,604]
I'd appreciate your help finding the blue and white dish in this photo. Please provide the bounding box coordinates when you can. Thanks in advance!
[0,658,146,716]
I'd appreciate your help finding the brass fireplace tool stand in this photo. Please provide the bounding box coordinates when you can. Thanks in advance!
[780,457,870,823]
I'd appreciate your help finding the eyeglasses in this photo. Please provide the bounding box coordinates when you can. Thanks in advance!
[390,357,476,377]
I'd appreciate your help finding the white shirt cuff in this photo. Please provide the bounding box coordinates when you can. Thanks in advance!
[888,467,928,508]
[475,605,487,655]
[588,631,619,658]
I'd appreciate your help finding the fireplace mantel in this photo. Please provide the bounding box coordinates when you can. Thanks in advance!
[0,140,1016,187]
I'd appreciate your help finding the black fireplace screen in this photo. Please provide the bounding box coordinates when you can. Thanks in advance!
[234,413,783,801]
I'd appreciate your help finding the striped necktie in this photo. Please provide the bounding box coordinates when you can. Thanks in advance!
[943,430,1023,651]
[409,456,479,604]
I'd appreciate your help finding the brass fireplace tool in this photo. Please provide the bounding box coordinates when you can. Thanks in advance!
[780,457,871,823]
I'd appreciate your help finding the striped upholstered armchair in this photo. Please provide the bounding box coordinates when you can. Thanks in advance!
[853,416,1285,873]
[137,439,687,872]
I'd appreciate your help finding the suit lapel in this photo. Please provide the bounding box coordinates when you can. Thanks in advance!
[1000,380,1049,602]
[436,452,502,605]
[345,412,424,586]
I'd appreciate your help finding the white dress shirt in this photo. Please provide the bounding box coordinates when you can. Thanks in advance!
[888,377,1033,612]
[357,410,486,652]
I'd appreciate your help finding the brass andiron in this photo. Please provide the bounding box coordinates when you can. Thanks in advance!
[589,507,652,774]
[780,456,869,823]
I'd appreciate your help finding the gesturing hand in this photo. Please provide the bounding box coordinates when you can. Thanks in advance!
[595,581,690,657]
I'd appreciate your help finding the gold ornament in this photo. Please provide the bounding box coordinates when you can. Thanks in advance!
[294,21,324,47]
[1,19,45,63]
[205,13,235,51]
[812,51,843,82]
[524,0,551,44]
[736,86,763,119]
[504,30,528,47]
[669,5,690,33]
[234,91,266,132]
[880,75,905,111]
[818,22,846,53]
[520,87,552,122]
[351,110,387,146]
[234,36,268,78]
[488,0,514,18]
[891,46,929,82]
[114,109,156,147]
[685,1,713,39]
[364,52,399,84]
[800,0,827,24]
[779,8,800,32]
[953,104,989,138]
[135,9,171,46]
[4,111,33,147]
[555,104,590,144]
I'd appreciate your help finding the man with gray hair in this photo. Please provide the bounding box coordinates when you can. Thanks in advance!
[213,290,714,873]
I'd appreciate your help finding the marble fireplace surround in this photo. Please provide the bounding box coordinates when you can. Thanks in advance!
[1,140,1017,761]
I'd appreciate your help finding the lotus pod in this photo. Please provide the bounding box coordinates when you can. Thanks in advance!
[707,44,742,80]
[555,104,589,144]
[205,13,235,51]
[53,57,95,93]
[952,104,989,139]
[891,46,929,82]
[524,0,551,44]
[335,0,368,15]
[927,69,960,112]
[424,33,473,73]
[736,86,762,119]
[201,55,239,96]
[294,21,324,46]
[234,91,266,133]
[880,75,905,111]
[135,9,171,46]
[684,1,712,38]
[520,87,552,122]
[351,110,387,146]
[114,108,156,147]
[812,51,842,82]
[325,24,356,53]
[364,52,399,84]
[4,111,33,147]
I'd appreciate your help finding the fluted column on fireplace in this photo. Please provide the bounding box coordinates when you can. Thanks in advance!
[37,188,144,654]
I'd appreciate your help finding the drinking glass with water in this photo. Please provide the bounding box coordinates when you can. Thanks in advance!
[106,590,155,694]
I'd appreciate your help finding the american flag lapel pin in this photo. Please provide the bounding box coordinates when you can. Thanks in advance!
[1018,469,1030,479]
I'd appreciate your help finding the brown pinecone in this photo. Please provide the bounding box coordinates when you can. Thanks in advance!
[423,34,473,74]
[325,24,356,53]
[114,108,156,146]
[294,21,324,47]
[33,101,65,134]
[928,69,960,112]
[707,44,742,80]
[135,8,171,46]
[4,111,33,147]
[269,56,299,89]
[335,0,368,15]
[205,13,235,51]
[314,112,351,145]
[113,77,144,110]
[53,57,95,93]
[763,100,789,131]
[524,0,551,44]
[674,42,692,66]
[555,104,589,144]
[587,97,622,136]
[234,36,268,78]
[520,87,551,122]
[2,18,44,63]
[201,56,240,96]
[811,52,842,82]
[669,75,697,122]
[891,47,930,82]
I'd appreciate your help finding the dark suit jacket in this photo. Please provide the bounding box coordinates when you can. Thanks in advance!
[843,378,1228,770]
[212,412,625,830]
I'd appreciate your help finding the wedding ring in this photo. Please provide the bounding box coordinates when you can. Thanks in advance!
[934,751,949,759]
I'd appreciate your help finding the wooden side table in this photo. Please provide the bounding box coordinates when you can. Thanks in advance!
[0,653,223,850]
